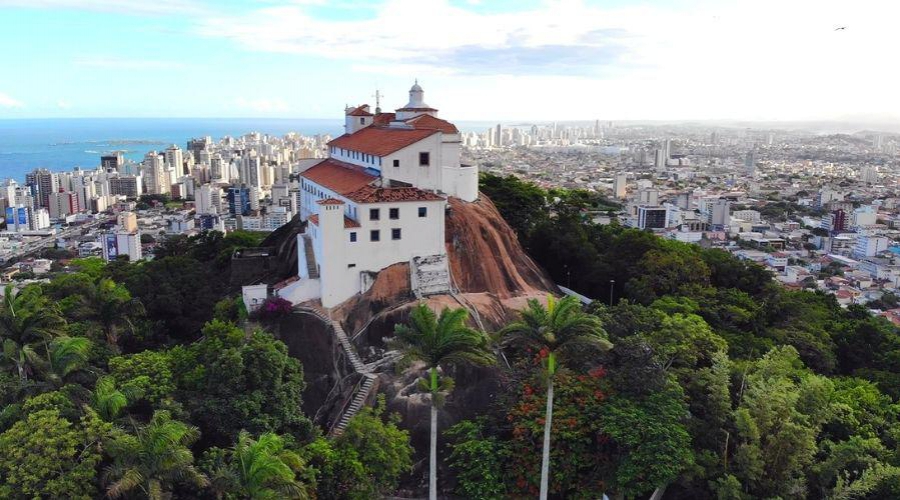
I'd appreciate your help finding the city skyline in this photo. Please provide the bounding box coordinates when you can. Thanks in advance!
[1,0,897,122]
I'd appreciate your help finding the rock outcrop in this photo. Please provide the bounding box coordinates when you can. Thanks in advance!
[275,193,557,494]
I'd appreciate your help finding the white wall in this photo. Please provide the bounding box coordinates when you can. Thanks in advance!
[314,198,446,307]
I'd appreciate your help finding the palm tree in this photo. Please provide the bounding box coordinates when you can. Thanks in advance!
[36,335,92,388]
[92,376,137,422]
[229,431,309,499]
[389,303,495,500]
[500,295,611,500]
[0,284,66,380]
[104,410,209,499]
[82,278,143,352]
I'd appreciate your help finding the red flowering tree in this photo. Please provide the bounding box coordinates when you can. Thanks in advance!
[506,367,611,498]
[500,295,612,499]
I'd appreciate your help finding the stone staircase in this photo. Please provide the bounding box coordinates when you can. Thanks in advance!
[410,254,451,298]
[295,304,375,436]
[330,373,377,435]
[302,234,319,279]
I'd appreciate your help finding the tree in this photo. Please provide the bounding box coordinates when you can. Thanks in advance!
[168,321,312,447]
[0,284,66,380]
[335,395,413,495]
[390,304,495,500]
[104,410,209,499]
[0,405,110,499]
[500,295,611,500]
[81,278,143,352]
[36,335,92,389]
[445,419,507,500]
[206,431,311,499]
[91,376,138,422]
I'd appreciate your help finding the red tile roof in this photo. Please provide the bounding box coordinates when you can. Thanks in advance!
[345,185,444,204]
[329,127,438,156]
[405,114,458,134]
[347,105,373,117]
[317,198,345,205]
[307,214,361,228]
[301,159,375,195]
[373,113,395,126]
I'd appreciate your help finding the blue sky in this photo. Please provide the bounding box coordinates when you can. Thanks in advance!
[0,0,894,121]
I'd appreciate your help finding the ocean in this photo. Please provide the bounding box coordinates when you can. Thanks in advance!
[0,117,495,183]
[0,118,344,183]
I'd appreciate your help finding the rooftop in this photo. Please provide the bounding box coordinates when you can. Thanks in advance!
[329,127,438,156]
[344,185,444,204]
[301,159,376,196]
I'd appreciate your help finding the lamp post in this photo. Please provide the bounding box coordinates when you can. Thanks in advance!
[609,279,615,306]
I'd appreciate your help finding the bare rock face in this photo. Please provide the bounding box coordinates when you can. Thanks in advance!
[445,195,556,298]
[335,194,556,340]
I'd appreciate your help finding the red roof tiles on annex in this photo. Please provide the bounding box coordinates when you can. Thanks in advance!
[301,159,376,195]
[328,127,438,156]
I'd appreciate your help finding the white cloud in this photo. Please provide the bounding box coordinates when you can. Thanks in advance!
[0,0,201,15]
[56,100,71,109]
[235,97,290,114]
[191,0,900,120]
[74,56,186,70]
[0,92,23,109]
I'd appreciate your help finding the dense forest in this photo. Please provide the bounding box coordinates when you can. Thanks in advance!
[3,174,900,498]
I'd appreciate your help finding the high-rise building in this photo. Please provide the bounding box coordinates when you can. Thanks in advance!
[108,175,143,199]
[101,152,124,172]
[49,190,80,219]
[195,184,222,215]
[187,136,212,165]
[27,168,58,208]
[745,150,757,174]
[637,206,668,229]
[821,209,847,234]
[142,152,168,195]
[858,166,878,185]
[164,145,184,175]
[241,151,261,187]
[100,231,142,262]
[227,186,251,216]
[117,211,138,233]
[613,173,628,199]
[638,188,659,206]
[709,199,730,228]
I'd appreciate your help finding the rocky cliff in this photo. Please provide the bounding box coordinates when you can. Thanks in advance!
[275,193,556,493]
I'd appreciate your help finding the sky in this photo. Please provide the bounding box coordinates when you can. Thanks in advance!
[0,0,895,122]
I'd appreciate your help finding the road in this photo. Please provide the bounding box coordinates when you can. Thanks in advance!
[2,215,114,261]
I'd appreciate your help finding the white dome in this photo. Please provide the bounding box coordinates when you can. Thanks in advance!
[404,80,430,109]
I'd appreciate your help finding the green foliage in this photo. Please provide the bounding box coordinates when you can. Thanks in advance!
[445,419,507,500]
[302,437,374,500]
[69,257,106,280]
[104,410,209,498]
[335,395,413,494]
[108,350,175,405]
[500,295,611,377]
[0,407,110,499]
[203,430,312,499]
[599,380,694,496]
[110,255,224,342]
[168,320,312,446]
[390,303,494,398]
[300,398,413,500]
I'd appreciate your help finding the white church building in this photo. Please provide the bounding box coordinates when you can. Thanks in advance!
[276,82,479,308]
